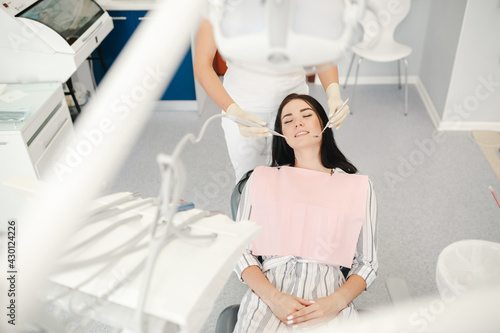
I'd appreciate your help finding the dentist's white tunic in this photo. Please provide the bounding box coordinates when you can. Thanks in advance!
[220,61,309,182]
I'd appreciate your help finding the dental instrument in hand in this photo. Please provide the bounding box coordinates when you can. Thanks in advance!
[314,98,349,137]
[224,114,288,139]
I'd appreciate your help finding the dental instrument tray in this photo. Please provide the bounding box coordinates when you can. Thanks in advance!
[0,111,29,122]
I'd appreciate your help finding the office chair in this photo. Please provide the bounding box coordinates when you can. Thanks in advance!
[343,0,412,115]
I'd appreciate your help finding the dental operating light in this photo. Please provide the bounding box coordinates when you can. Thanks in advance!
[209,0,365,74]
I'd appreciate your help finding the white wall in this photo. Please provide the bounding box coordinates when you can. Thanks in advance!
[440,0,500,129]
[418,0,467,116]
[417,0,500,131]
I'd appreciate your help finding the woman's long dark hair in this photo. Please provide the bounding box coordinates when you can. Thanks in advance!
[237,93,357,193]
[272,93,357,173]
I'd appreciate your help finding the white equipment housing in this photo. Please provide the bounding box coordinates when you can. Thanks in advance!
[209,0,365,74]
[0,0,113,83]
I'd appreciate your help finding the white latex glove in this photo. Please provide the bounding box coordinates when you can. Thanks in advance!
[326,83,350,129]
[226,103,271,138]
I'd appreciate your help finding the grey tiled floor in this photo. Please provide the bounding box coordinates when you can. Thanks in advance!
[105,83,500,332]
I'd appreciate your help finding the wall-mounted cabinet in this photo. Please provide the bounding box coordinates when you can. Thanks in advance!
[91,10,196,102]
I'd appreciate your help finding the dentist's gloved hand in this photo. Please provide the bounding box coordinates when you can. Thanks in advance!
[326,83,350,129]
[226,103,271,138]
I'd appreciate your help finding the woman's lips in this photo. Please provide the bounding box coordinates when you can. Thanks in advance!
[294,131,309,137]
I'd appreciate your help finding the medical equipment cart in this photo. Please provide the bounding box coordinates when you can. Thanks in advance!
[0,82,75,230]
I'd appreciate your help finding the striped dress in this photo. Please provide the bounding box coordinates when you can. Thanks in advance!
[233,168,378,332]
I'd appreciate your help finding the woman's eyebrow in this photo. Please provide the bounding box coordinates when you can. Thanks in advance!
[282,108,313,119]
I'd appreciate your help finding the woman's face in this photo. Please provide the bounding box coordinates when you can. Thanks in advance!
[280,98,323,150]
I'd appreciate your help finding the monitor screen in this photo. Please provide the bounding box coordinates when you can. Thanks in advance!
[18,0,104,45]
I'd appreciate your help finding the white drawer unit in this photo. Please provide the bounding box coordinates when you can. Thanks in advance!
[0,82,75,226]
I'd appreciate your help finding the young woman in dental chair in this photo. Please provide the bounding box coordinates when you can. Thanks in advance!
[233,93,378,331]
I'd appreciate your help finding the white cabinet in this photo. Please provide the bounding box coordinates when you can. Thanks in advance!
[0,83,75,226]
[440,0,500,130]
[419,0,500,131]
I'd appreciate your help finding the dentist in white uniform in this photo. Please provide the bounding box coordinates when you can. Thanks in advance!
[194,18,350,182]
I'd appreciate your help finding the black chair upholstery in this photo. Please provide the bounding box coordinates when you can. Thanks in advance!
[215,304,240,333]
[230,175,249,220]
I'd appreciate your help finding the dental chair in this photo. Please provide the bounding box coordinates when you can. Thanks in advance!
[217,176,413,332]
[214,177,250,333]
[215,177,352,333]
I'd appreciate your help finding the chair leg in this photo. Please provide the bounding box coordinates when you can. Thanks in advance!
[404,58,408,116]
[65,78,82,114]
[96,45,108,73]
[398,59,402,90]
[351,57,363,114]
[343,53,356,89]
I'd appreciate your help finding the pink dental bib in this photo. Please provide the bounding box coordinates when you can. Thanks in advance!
[249,166,368,267]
